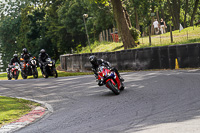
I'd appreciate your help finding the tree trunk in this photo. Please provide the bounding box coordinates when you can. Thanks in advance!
[184,0,188,28]
[156,10,160,23]
[151,5,155,35]
[190,0,199,26]
[173,0,180,29]
[123,7,132,28]
[167,0,179,30]
[134,6,140,30]
[111,0,136,49]
[159,0,164,20]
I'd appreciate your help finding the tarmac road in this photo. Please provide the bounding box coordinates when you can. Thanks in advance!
[1,70,200,133]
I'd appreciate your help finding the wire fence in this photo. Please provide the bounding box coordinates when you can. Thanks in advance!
[140,25,200,47]
[99,26,200,47]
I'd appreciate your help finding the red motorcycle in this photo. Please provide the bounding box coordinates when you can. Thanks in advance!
[6,62,20,80]
[97,65,124,95]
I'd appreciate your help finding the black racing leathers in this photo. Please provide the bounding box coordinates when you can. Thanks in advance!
[21,53,32,63]
[8,57,20,72]
[38,53,50,74]
[9,58,20,66]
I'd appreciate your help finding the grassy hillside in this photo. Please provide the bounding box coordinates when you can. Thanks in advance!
[80,26,200,53]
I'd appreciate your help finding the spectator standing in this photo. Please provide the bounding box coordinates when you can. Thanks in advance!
[153,19,159,34]
[160,18,166,34]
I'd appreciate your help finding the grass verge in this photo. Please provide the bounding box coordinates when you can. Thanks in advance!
[79,26,200,53]
[0,96,40,128]
[0,67,93,80]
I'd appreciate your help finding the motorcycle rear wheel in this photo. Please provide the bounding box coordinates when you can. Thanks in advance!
[106,80,120,95]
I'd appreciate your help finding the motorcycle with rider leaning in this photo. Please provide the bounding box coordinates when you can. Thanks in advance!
[7,54,21,80]
[89,55,124,86]
[20,48,38,79]
[39,49,58,78]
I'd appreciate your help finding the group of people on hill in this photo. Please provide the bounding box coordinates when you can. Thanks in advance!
[8,48,50,75]
[153,18,167,34]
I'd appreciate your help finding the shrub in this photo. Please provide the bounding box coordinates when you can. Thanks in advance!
[129,27,141,44]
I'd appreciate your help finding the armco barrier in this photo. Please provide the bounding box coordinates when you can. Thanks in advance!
[60,43,200,72]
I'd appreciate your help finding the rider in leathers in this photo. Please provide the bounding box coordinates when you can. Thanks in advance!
[38,49,49,75]
[8,54,20,72]
[20,48,32,73]
[21,48,32,63]
[89,55,124,86]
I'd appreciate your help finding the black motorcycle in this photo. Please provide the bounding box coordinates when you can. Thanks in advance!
[20,57,38,79]
[42,58,58,78]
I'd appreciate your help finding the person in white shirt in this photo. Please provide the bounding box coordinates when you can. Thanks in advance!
[153,19,159,34]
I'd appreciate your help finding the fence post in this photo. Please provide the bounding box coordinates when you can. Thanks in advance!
[149,26,151,46]
[109,29,111,41]
[106,29,108,42]
[170,24,173,43]
[99,32,103,42]
[113,28,115,42]
[160,34,161,43]
[103,30,105,41]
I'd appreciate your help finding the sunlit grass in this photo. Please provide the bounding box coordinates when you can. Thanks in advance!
[80,26,200,53]
[138,26,200,48]
[0,96,40,128]
[0,67,93,80]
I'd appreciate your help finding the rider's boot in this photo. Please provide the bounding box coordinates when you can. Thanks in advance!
[119,76,124,82]
[98,80,104,86]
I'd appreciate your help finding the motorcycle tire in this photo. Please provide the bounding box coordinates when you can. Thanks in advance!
[21,73,27,79]
[7,73,11,80]
[53,69,58,78]
[14,71,19,80]
[120,82,125,91]
[33,68,38,79]
[43,72,48,78]
[106,80,120,95]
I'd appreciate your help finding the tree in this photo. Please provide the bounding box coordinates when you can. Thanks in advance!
[93,0,136,49]
[190,0,200,26]
[167,0,181,30]
[184,0,189,27]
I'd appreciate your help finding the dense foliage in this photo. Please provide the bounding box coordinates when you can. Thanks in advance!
[0,0,199,70]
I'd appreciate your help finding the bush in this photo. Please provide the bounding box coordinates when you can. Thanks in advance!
[129,27,141,44]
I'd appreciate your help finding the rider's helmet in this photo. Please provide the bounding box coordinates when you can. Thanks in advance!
[40,49,46,55]
[13,54,18,59]
[22,48,28,54]
[89,55,97,65]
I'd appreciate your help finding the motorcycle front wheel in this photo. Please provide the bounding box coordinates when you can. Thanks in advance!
[21,72,27,79]
[33,68,38,79]
[7,72,11,80]
[106,80,120,95]
[53,68,58,78]
[43,69,49,78]
[14,71,19,80]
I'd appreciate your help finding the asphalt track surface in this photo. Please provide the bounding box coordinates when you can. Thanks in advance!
[1,70,200,133]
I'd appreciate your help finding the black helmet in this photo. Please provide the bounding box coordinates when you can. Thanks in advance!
[89,55,97,64]
[13,54,18,58]
[22,48,28,54]
[40,49,46,54]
